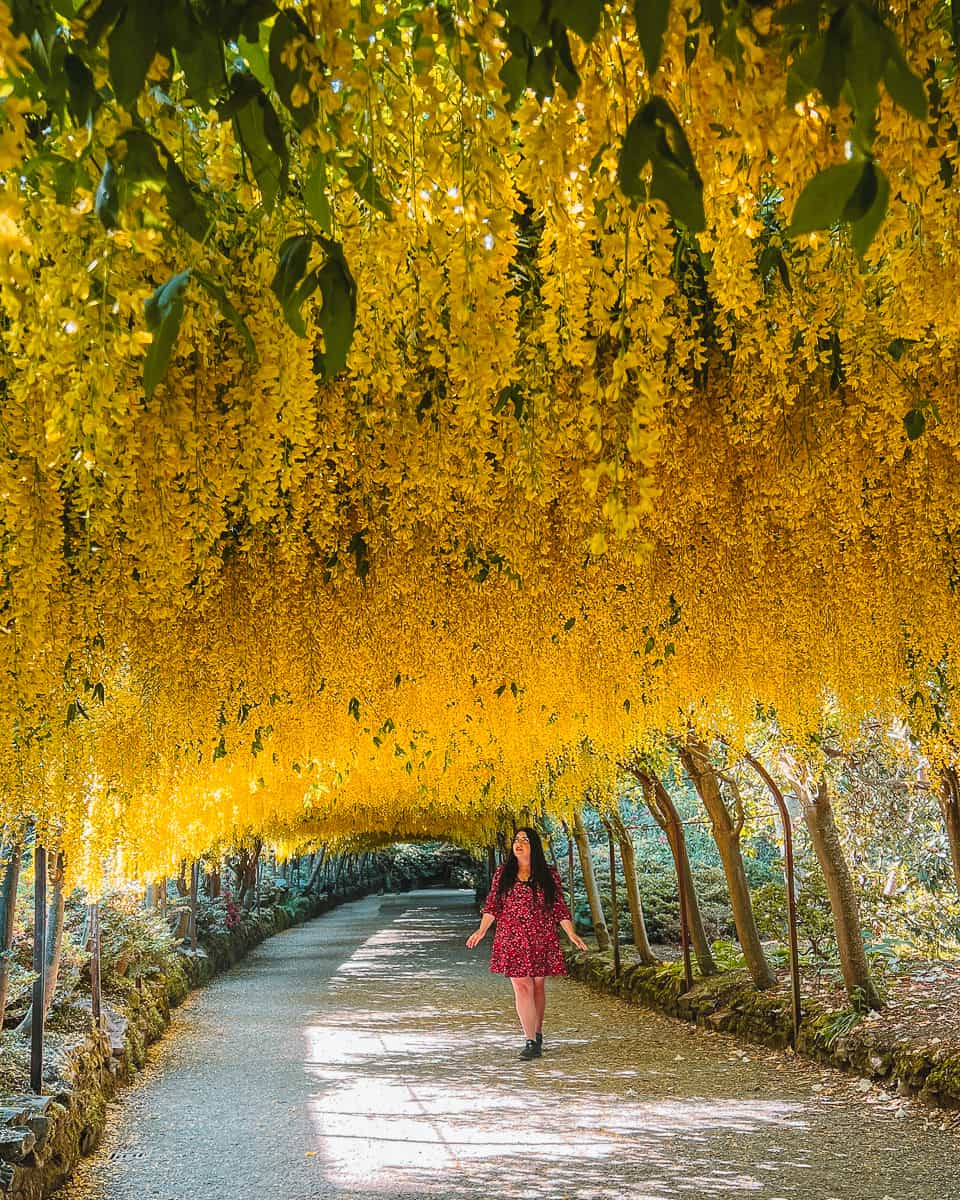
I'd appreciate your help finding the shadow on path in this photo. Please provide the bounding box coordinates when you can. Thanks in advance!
[63,890,959,1200]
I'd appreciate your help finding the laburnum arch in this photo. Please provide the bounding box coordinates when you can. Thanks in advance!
[0,0,958,896]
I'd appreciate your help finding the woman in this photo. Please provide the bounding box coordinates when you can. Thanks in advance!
[466,827,588,1060]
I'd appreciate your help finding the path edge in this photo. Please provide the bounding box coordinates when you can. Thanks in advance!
[0,887,374,1199]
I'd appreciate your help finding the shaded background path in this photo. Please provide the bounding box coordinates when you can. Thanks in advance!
[62,890,959,1200]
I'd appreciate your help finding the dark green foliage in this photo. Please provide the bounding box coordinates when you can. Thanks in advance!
[619,98,705,232]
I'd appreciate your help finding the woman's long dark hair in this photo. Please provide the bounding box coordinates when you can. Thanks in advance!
[497,827,556,908]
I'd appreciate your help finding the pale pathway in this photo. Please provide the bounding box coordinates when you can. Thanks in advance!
[62,890,959,1200]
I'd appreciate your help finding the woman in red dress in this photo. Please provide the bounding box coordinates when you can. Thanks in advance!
[466,827,588,1059]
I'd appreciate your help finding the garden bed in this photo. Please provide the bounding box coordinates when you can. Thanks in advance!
[566,947,960,1112]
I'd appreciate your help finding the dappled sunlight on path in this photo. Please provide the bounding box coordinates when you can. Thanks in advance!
[62,891,959,1200]
[301,902,813,1199]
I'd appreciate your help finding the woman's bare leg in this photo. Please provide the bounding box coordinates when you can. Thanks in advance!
[533,977,546,1034]
[510,977,538,1038]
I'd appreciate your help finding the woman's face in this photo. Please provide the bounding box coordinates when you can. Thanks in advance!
[513,831,531,862]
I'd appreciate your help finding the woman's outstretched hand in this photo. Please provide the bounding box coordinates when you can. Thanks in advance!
[466,928,485,949]
[568,931,589,952]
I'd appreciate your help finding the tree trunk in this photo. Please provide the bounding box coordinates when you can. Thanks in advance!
[0,838,22,1026]
[572,811,610,950]
[17,851,67,1035]
[237,839,262,909]
[175,860,189,897]
[610,813,657,964]
[939,767,960,899]
[679,738,775,989]
[799,774,882,1010]
[304,847,326,894]
[635,767,718,976]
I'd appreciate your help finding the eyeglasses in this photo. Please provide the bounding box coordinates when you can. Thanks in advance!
[513,834,530,843]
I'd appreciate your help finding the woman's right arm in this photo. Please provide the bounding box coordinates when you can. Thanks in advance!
[467,867,502,947]
[466,912,495,948]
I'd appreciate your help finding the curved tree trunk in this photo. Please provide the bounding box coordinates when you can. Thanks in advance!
[939,767,960,899]
[610,813,657,964]
[679,738,775,990]
[573,810,610,951]
[799,774,883,1010]
[634,767,718,976]
[0,837,22,1026]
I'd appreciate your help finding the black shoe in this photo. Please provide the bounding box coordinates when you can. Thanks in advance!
[519,1039,540,1060]
[535,1031,543,1050]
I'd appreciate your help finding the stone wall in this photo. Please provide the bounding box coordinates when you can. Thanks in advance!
[0,887,371,1198]
[565,948,960,1110]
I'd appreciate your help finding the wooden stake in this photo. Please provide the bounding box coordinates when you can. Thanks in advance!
[30,844,46,1094]
[89,902,102,1031]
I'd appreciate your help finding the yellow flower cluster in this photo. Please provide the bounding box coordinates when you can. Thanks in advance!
[1,1,959,890]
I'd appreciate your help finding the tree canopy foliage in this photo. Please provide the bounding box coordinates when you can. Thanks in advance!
[0,0,958,890]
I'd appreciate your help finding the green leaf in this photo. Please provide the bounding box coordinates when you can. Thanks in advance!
[883,47,928,121]
[499,32,530,107]
[619,99,705,231]
[303,157,332,231]
[64,52,97,125]
[845,3,887,121]
[553,0,604,42]
[849,163,889,257]
[787,161,863,237]
[634,0,671,76]
[527,46,555,98]
[887,337,914,361]
[83,0,125,49]
[164,156,212,242]
[786,34,825,106]
[348,530,369,579]
[903,408,926,440]
[271,234,318,337]
[348,696,361,720]
[95,159,119,228]
[226,72,287,210]
[144,270,192,399]
[552,24,580,97]
[237,32,273,90]
[120,128,164,183]
[193,271,259,361]
[315,240,357,377]
[272,234,311,304]
[108,2,159,108]
[345,153,392,217]
[54,157,82,205]
[619,105,659,201]
[840,157,878,223]
[564,616,576,631]
[649,151,705,233]
[269,9,318,129]
[508,0,544,39]
[175,18,225,108]
[817,9,849,108]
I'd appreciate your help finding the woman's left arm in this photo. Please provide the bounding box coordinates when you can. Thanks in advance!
[550,868,587,950]
[558,917,589,953]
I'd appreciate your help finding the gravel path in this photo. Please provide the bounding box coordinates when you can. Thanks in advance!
[61,889,960,1200]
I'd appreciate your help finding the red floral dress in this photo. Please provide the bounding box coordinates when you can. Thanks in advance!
[482,866,572,978]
